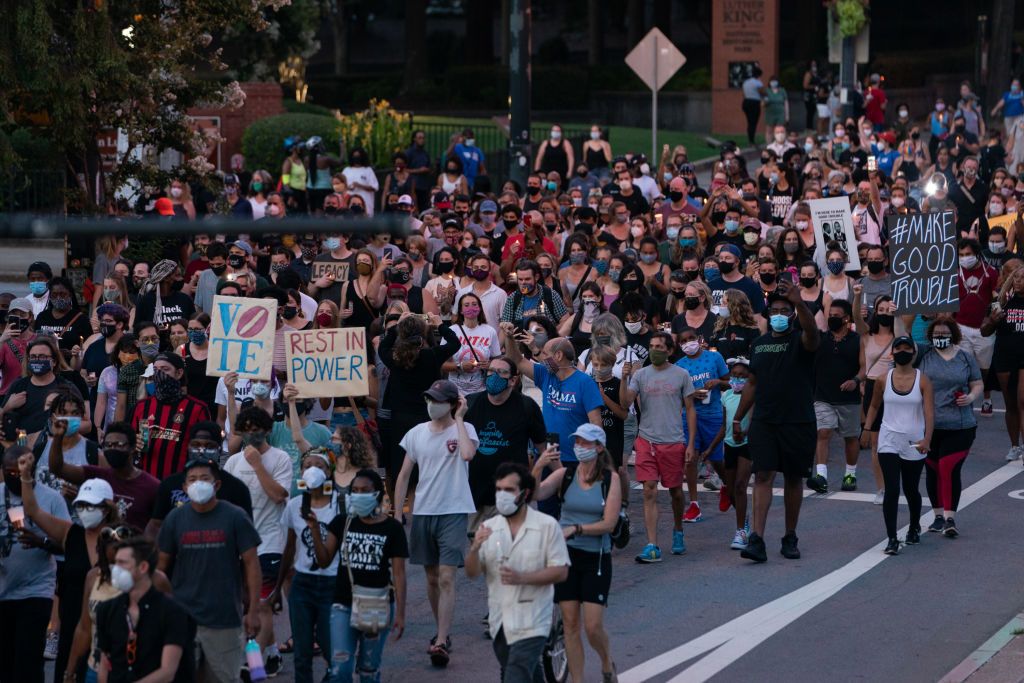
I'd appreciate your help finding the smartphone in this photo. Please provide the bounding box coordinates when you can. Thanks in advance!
[2,413,16,442]
[867,156,877,172]
[385,247,396,260]
[300,492,312,519]
[546,432,560,449]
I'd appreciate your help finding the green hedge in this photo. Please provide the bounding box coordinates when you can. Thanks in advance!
[283,100,338,117]
[241,113,338,177]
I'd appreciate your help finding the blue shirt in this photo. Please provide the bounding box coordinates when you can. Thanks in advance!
[404,144,433,190]
[1003,90,1024,117]
[871,146,900,176]
[675,351,729,417]
[454,143,485,187]
[532,362,604,462]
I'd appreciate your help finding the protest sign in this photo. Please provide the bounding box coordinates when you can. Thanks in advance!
[886,211,960,315]
[310,260,350,283]
[809,197,861,272]
[986,213,1018,249]
[285,328,368,398]
[207,295,278,380]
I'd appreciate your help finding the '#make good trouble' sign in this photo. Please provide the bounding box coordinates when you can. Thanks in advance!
[207,296,278,380]
[285,328,368,398]
[886,211,960,315]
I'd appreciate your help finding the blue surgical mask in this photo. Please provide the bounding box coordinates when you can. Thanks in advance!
[324,238,341,250]
[346,492,380,517]
[569,252,586,266]
[145,382,156,396]
[593,259,609,275]
[704,268,720,281]
[607,268,621,283]
[724,220,740,234]
[804,142,813,153]
[251,382,270,399]
[28,281,47,296]
[663,172,673,183]
[56,415,81,436]
[640,253,657,264]
[666,227,680,240]
[769,314,791,332]
[679,237,697,248]
[485,373,510,395]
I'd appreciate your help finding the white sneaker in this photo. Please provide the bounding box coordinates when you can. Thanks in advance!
[873,490,884,505]
[1006,446,1021,462]
[730,529,748,550]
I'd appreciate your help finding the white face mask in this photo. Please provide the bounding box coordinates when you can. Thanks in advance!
[630,226,645,238]
[301,466,327,490]
[774,133,786,143]
[891,196,905,208]
[590,131,600,140]
[426,400,451,421]
[110,565,135,592]
[795,220,809,231]
[77,508,106,530]
[170,187,183,199]
[551,130,562,141]
[187,480,215,505]
[268,204,282,216]
[624,320,643,334]
[990,203,1005,216]
[495,490,523,517]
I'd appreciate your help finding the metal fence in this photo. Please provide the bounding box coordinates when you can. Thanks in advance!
[410,119,598,188]
[0,169,66,214]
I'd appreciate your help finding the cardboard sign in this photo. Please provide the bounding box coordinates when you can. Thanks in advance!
[886,211,960,315]
[809,197,861,272]
[207,296,278,380]
[285,328,368,398]
[310,260,350,283]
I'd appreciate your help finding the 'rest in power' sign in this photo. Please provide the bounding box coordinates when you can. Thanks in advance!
[285,328,368,398]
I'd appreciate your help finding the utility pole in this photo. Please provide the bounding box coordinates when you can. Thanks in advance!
[508,0,531,188]
[840,34,855,119]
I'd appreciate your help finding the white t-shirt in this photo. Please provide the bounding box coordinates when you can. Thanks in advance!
[400,421,479,516]
[224,446,293,555]
[342,166,380,216]
[250,196,268,220]
[214,378,282,437]
[280,493,341,575]
[448,323,501,395]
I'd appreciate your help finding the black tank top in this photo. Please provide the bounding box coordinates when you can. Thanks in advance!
[388,172,414,197]
[585,145,609,170]
[540,141,569,177]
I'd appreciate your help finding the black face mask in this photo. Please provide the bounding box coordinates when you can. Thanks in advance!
[711,211,726,225]
[682,270,699,282]
[435,261,455,275]
[282,306,298,320]
[827,316,846,332]
[503,218,519,230]
[3,472,21,497]
[684,296,701,310]
[799,276,817,289]
[103,448,132,469]
[528,186,541,196]
[760,272,776,285]
[210,264,227,276]
[875,314,894,328]
[228,254,245,269]
[620,278,640,292]
[893,350,914,366]
[100,323,118,338]
[669,191,684,202]
[388,270,411,284]
[867,261,885,275]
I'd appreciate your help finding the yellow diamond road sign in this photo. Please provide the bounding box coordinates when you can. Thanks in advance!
[625,28,686,92]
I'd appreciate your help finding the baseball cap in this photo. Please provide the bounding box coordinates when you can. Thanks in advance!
[223,173,240,186]
[155,197,175,216]
[27,261,53,279]
[726,355,750,368]
[892,335,916,349]
[74,479,115,506]
[397,194,414,206]
[571,423,607,446]
[480,200,498,213]
[8,297,32,314]
[423,379,460,402]
[154,352,185,371]
[231,240,253,256]
[184,454,221,473]
[718,244,742,260]
[433,191,451,209]
[742,217,761,231]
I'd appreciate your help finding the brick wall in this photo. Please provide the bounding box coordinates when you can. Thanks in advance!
[188,82,285,170]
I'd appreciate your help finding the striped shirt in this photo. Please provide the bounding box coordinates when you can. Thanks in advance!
[131,396,211,480]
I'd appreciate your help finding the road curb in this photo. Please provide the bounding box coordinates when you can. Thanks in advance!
[939,613,1024,683]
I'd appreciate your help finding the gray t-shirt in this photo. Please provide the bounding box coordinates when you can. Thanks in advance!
[918,347,981,430]
[158,500,261,628]
[858,274,892,314]
[0,484,70,600]
[629,364,695,443]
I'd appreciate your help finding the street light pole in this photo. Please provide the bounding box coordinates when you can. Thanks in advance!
[508,0,531,188]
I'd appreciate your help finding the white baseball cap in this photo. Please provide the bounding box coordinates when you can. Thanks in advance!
[73,478,115,506]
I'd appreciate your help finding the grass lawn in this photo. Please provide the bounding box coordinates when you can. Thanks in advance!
[414,115,725,161]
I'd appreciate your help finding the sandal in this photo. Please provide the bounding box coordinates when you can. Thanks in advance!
[278,637,294,654]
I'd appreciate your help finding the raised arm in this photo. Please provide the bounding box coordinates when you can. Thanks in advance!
[17,453,73,545]
[499,322,535,380]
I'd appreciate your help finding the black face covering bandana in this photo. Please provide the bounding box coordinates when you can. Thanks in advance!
[153,371,182,403]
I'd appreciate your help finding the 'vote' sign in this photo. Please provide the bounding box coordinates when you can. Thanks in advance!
[207,296,278,380]
[285,328,368,398]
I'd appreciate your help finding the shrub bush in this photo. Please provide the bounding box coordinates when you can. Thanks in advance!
[241,113,338,177]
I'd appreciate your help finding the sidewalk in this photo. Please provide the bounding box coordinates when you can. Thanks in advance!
[940,613,1024,683]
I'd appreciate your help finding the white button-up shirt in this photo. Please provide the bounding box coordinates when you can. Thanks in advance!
[479,506,570,644]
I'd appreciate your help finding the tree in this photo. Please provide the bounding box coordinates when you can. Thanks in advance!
[0,0,281,213]
[223,0,322,83]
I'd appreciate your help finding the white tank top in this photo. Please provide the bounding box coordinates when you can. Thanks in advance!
[878,369,925,460]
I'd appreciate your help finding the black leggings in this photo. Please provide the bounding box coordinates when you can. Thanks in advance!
[742,99,762,145]
[925,427,976,514]
[878,453,925,539]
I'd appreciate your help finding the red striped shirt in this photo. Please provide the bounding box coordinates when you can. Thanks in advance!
[131,396,211,480]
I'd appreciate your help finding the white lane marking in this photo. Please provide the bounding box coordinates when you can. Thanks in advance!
[618,462,1024,683]
[1008,489,1024,500]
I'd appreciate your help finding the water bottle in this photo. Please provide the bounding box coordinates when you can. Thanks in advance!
[245,639,267,681]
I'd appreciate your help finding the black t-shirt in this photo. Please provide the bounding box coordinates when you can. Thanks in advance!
[707,230,744,253]
[152,470,254,521]
[838,148,868,174]
[623,329,653,366]
[596,376,625,459]
[33,310,93,351]
[766,185,797,225]
[134,291,196,327]
[749,327,818,423]
[1,376,75,434]
[610,291,659,326]
[379,324,459,416]
[327,514,409,606]
[96,588,193,683]
[464,391,546,506]
[709,324,760,361]
[813,331,861,405]
[612,190,650,217]
[671,312,718,342]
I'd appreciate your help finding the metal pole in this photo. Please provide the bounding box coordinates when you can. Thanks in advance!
[652,33,658,165]
[840,34,855,119]
[508,0,532,189]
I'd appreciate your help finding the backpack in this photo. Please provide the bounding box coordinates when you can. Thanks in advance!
[511,285,557,325]
[558,463,629,550]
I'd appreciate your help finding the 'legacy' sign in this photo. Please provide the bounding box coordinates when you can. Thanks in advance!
[207,295,278,380]
[285,328,368,398]
[886,211,960,315]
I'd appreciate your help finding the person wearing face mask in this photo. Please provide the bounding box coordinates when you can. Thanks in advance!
[308,232,355,304]
[658,176,701,224]
[806,300,864,495]
[0,337,77,438]
[133,259,196,332]
[130,352,210,480]
[732,284,820,563]
[952,238,999,416]
[560,234,601,311]
[33,277,92,358]
[222,407,292,676]
[670,280,718,343]
[857,245,892,319]
[81,304,129,409]
[533,125,574,186]
[456,252,508,327]
[25,261,52,317]
[191,241,230,314]
[582,125,613,182]
[720,356,754,549]
[948,156,986,234]
[916,318,983,539]
[305,468,408,680]
[96,334,139,435]
[392,380,477,668]
[981,225,1013,269]
[93,538,187,683]
[31,390,98,497]
[271,449,339,683]
[499,260,569,328]
[338,146,379,216]
[7,450,87,683]
[559,282,605,358]
[157,453,263,682]
[448,128,487,190]
[610,169,650,218]
[862,337,933,555]
[982,266,1024,463]
[437,155,470,198]
[465,462,570,683]
[423,245,465,319]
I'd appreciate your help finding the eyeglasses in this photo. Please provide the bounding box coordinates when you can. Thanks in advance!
[102,440,130,449]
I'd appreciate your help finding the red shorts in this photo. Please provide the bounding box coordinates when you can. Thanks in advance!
[634,436,685,489]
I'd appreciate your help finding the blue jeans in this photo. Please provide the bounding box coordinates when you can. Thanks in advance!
[328,603,393,683]
[288,573,334,683]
